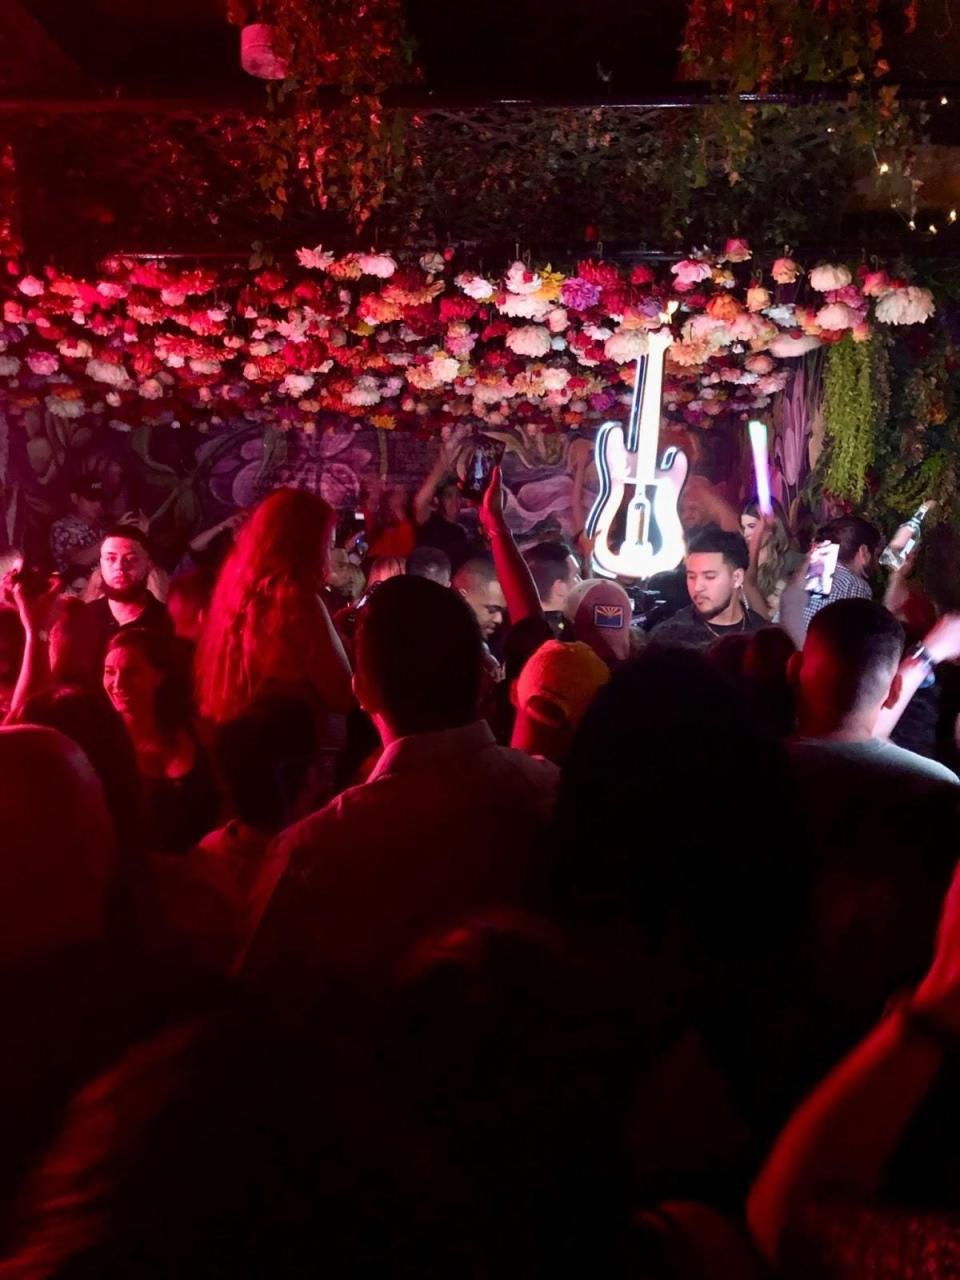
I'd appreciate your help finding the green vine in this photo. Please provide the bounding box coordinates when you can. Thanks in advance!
[821,335,886,502]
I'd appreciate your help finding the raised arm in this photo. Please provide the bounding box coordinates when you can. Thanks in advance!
[413,447,451,527]
[874,612,960,741]
[478,466,542,626]
[5,572,62,723]
[748,862,960,1265]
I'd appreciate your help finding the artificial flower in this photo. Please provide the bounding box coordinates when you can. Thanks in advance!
[504,262,542,295]
[139,378,164,399]
[296,245,335,271]
[357,253,397,279]
[771,257,801,284]
[746,286,771,312]
[860,270,893,298]
[671,260,713,289]
[809,264,852,292]
[505,325,552,358]
[875,286,935,325]
[722,238,752,262]
[26,352,58,375]
[815,302,861,331]
[559,278,601,311]
[604,331,648,364]
[85,358,132,389]
[456,272,494,300]
[429,354,460,382]
[17,276,44,297]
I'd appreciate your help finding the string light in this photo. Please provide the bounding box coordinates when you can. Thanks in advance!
[878,161,890,174]
[928,223,939,235]
[941,95,950,106]
[826,126,835,133]
[908,218,917,230]
[950,209,958,223]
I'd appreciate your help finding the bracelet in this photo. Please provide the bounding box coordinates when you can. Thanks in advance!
[908,642,935,670]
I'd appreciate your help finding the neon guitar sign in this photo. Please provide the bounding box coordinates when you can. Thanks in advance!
[586,321,688,582]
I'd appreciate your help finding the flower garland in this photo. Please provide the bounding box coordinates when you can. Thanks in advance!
[0,241,934,440]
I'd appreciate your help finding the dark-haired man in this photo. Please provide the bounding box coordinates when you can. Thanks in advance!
[788,599,959,1029]
[49,476,107,589]
[650,524,766,649]
[85,527,171,656]
[524,541,580,635]
[781,514,881,647]
[405,545,452,587]
[247,575,556,983]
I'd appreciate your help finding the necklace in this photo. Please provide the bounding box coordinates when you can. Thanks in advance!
[704,608,747,638]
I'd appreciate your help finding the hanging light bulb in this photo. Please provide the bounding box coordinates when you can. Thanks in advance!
[928,223,939,234]
[908,219,917,230]
[950,209,958,222]
[878,161,890,175]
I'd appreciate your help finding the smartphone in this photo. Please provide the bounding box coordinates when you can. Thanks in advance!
[805,541,840,595]
[459,438,506,503]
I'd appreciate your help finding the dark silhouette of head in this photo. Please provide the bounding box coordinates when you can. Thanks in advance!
[213,695,318,833]
[356,576,483,736]
[406,546,452,587]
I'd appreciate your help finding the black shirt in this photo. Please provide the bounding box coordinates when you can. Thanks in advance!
[416,513,473,571]
[650,603,767,650]
[86,591,172,660]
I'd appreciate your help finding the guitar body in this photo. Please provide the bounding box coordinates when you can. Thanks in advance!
[587,421,688,581]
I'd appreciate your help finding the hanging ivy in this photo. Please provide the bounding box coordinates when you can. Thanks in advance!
[821,335,885,502]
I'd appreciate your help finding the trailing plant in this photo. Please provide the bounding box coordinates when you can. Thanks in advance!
[820,334,887,502]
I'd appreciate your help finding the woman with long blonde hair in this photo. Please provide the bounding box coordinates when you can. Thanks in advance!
[196,488,353,725]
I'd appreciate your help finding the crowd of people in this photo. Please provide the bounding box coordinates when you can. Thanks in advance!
[2,442,960,1276]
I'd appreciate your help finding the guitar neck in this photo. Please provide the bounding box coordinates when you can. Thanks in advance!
[633,329,672,480]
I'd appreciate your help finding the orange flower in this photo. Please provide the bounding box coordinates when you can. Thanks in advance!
[705,294,743,323]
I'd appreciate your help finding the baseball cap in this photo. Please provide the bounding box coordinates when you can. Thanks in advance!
[563,578,633,665]
[73,476,105,500]
[515,639,610,729]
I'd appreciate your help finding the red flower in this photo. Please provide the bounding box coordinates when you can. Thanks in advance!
[439,296,477,323]
[129,264,171,290]
[600,284,632,315]
[254,270,286,293]
[631,264,655,286]
[481,321,510,341]
[577,259,621,288]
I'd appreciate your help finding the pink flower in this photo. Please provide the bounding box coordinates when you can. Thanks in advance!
[745,354,774,375]
[505,262,542,295]
[809,264,852,292]
[17,276,44,297]
[357,253,397,279]
[456,272,494,300]
[559,278,601,311]
[296,245,335,271]
[771,258,801,285]
[723,238,752,263]
[861,270,892,298]
[815,302,860,331]
[670,260,712,288]
[505,325,552,358]
[3,301,23,323]
[746,285,771,312]
[26,351,59,375]
[546,307,569,333]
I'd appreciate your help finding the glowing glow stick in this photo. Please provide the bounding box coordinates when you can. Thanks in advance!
[748,419,773,517]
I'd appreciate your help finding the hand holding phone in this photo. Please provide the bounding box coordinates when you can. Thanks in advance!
[459,438,506,503]
[805,541,840,595]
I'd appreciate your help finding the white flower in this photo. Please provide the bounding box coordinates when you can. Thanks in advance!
[768,334,822,357]
[189,359,221,374]
[763,304,796,326]
[85,358,132,389]
[0,355,20,375]
[420,252,446,275]
[809,264,852,292]
[165,355,185,368]
[17,276,44,297]
[583,324,613,341]
[58,338,92,359]
[498,292,550,319]
[357,253,397,279]
[207,308,228,322]
[46,394,84,418]
[281,373,315,397]
[139,378,164,399]
[542,367,571,391]
[297,245,335,271]
[604,331,648,364]
[815,302,860,331]
[504,261,542,295]
[344,376,382,406]
[875,285,935,325]
[429,354,460,383]
[456,272,494,300]
[505,325,552,358]
[473,382,507,404]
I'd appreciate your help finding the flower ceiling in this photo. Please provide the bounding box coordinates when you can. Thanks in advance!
[0,240,935,439]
